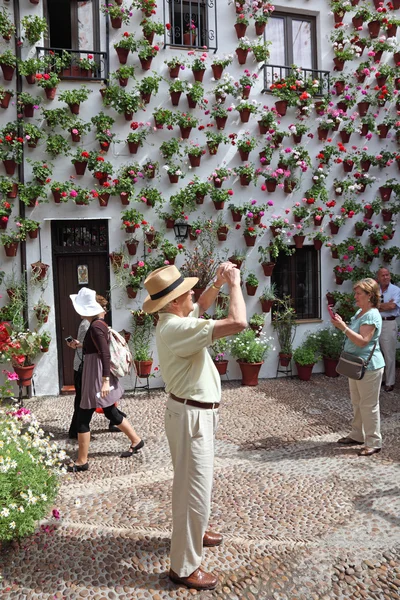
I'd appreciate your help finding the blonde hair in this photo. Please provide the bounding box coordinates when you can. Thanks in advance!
[96,294,108,311]
[353,278,380,308]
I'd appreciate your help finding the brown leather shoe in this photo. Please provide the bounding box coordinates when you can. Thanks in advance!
[384,385,394,392]
[169,568,218,590]
[203,530,223,547]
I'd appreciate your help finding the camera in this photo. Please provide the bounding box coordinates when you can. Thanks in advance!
[65,336,73,343]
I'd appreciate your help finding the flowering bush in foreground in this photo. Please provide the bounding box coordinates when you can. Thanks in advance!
[0,379,65,541]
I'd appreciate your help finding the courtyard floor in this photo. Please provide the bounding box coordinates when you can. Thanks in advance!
[1,373,400,600]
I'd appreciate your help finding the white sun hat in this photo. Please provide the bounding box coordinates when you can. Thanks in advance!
[70,287,104,317]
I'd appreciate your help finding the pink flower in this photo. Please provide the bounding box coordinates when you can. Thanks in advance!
[138,261,145,267]
[70,189,78,197]
[52,509,60,520]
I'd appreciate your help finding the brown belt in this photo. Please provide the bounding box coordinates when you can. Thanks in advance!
[170,393,220,410]
[382,316,396,321]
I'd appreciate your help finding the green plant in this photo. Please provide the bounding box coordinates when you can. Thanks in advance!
[153,107,174,126]
[121,207,144,229]
[28,161,54,182]
[0,7,15,39]
[259,283,277,301]
[91,111,115,131]
[212,55,233,68]
[160,138,181,160]
[230,329,274,363]
[272,296,297,354]
[101,3,132,23]
[236,132,258,152]
[235,100,258,114]
[234,163,257,182]
[138,40,159,60]
[174,111,199,128]
[186,82,206,106]
[0,403,64,541]
[18,183,47,207]
[35,71,61,89]
[45,134,71,158]
[137,187,164,207]
[180,227,227,288]
[210,102,229,119]
[189,53,208,72]
[163,162,185,179]
[113,65,135,80]
[186,143,205,157]
[114,32,138,51]
[21,15,47,45]
[17,92,41,108]
[317,327,344,360]
[40,330,51,349]
[293,343,320,366]
[0,50,16,68]
[131,316,153,361]
[209,337,229,362]
[41,107,70,130]
[249,313,265,327]
[251,39,271,62]
[58,86,92,106]
[246,272,259,287]
[17,217,40,235]
[140,17,165,35]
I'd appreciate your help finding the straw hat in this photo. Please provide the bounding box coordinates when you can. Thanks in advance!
[70,287,105,317]
[143,266,198,314]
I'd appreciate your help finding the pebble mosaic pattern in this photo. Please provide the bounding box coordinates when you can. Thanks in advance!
[1,373,400,599]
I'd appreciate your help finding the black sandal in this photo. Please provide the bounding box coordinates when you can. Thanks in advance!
[67,462,89,472]
[358,447,381,457]
[120,439,144,458]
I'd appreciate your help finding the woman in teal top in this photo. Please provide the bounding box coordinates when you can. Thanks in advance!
[331,278,385,456]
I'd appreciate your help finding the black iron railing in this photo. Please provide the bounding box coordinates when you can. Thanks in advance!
[163,0,217,52]
[262,64,330,96]
[36,47,108,82]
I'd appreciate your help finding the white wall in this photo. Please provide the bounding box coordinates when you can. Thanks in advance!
[0,0,398,395]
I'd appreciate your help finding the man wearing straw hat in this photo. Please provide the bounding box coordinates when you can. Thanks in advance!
[143,262,247,591]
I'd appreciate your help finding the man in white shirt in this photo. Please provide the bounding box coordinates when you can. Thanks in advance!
[143,262,247,591]
[377,268,400,392]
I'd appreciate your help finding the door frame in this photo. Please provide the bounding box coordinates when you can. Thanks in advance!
[50,218,111,392]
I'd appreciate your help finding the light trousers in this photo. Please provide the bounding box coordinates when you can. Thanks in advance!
[379,320,398,387]
[165,397,219,577]
[348,368,384,448]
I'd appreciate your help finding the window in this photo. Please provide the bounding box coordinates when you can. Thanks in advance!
[265,13,317,69]
[272,247,320,320]
[45,0,100,51]
[163,0,217,51]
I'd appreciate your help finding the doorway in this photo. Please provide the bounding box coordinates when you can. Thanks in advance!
[52,220,110,392]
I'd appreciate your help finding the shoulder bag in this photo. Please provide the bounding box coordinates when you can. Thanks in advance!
[336,341,377,380]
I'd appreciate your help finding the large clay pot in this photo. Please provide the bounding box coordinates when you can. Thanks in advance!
[237,360,263,386]
[323,357,339,378]
[295,363,314,381]
[134,360,153,377]
[13,364,35,387]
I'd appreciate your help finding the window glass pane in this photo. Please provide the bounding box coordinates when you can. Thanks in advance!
[78,2,94,49]
[292,19,313,69]
[169,1,208,46]
[265,17,286,65]
[48,0,71,49]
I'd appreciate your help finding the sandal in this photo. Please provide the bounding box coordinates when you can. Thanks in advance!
[67,462,89,472]
[120,439,144,458]
[358,447,381,457]
[337,437,363,445]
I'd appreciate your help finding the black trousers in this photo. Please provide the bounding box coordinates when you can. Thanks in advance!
[68,369,82,438]
[77,404,124,433]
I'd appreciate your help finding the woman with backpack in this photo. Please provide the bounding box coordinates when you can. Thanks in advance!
[67,287,144,473]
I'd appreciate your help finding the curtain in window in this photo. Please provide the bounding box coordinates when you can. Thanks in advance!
[292,20,312,69]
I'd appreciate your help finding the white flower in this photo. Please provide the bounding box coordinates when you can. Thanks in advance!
[1,508,10,517]
[9,521,16,529]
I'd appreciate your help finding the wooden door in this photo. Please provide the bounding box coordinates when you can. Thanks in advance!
[52,221,110,391]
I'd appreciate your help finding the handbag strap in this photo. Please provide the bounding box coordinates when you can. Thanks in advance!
[364,341,377,366]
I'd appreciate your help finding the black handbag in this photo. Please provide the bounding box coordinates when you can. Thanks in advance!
[336,342,377,380]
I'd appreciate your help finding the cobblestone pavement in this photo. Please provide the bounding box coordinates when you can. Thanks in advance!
[1,373,400,600]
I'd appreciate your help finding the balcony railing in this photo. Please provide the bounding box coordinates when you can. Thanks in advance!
[36,48,108,82]
[163,0,218,52]
[261,64,331,96]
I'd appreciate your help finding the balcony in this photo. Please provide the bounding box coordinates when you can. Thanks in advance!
[261,64,331,96]
[36,48,108,83]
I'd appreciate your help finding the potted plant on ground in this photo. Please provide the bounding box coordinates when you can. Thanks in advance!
[209,337,230,376]
[230,328,274,386]
[317,326,345,377]
[293,333,321,381]
[131,315,154,377]
[272,295,297,367]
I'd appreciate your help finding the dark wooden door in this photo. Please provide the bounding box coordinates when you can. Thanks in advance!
[52,221,110,390]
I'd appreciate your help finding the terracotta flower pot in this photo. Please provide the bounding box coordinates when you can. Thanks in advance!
[214,360,228,376]
[238,148,250,161]
[333,58,345,71]
[116,47,129,64]
[274,100,288,116]
[244,233,256,247]
[239,174,251,186]
[317,127,329,141]
[186,95,197,109]
[357,101,370,117]
[238,109,251,123]
[211,64,223,80]
[126,240,138,255]
[329,222,340,235]
[260,298,273,313]
[139,57,153,70]
[234,23,247,38]
[295,363,314,381]
[170,90,182,106]
[258,121,268,134]
[255,21,266,35]
[126,286,138,299]
[0,91,12,108]
[169,65,180,78]
[217,226,229,241]
[0,64,15,81]
[261,262,275,277]
[188,154,201,167]
[98,193,110,207]
[207,142,219,155]
[168,173,179,184]
[236,47,249,65]
[245,283,257,296]
[23,104,35,117]
[237,360,263,386]
[279,353,292,367]
[215,116,227,130]
[13,364,35,387]
[212,200,225,210]
[192,69,205,82]
[3,159,16,175]
[340,130,351,143]
[25,74,36,85]
[323,357,339,378]
[195,193,204,204]
[379,186,392,201]
[128,141,139,154]
[74,161,87,176]
[231,209,242,222]
[52,190,61,204]
[68,102,80,115]
[368,20,381,38]
[179,125,192,139]
[165,218,175,229]
[45,87,57,100]
[4,242,18,257]
[293,235,305,249]
[183,31,196,45]
[28,228,39,239]
[111,16,122,28]
[7,183,18,198]
[343,160,354,173]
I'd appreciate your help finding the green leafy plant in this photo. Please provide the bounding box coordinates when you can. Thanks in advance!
[45,134,71,158]
[58,86,92,106]
[230,329,274,363]
[21,15,47,45]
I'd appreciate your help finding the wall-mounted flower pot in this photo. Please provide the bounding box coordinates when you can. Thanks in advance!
[115,47,129,64]
[214,360,228,376]
[111,17,122,28]
[126,286,138,298]
[215,116,227,130]
[3,159,16,175]
[260,298,273,312]
[255,21,266,35]
[179,125,192,139]
[165,218,175,229]
[188,154,201,167]
[333,57,345,71]
[230,209,242,222]
[234,23,247,38]
[139,57,153,70]
[343,160,354,173]
[52,190,61,203]
[126,240,138,255]
[0,64,15,81]
[243,234,256,247]
[170,90,181,106]
[364,208,374,219]
[352,16,364,28]
[70,130,81,142]
[258,120,268,134]
[7,183,18,198]
[212,200,225,210]
[238,109,250,123]
[128,141,139,154]
[293,235,305,249]
[195,193,204,204]
[23,104,35,117]
[377,124,389,139]
[335,275,344,285]
[98,193,110,207]
[245,282,257,296]
[143,31,154,45]
[0,219,8,230]
[68,102,80,115]
[119,192,130,205]
[169,65,180,78]
[31,262,49,279]
[382,209,393,222]
[274,100,288,116]
[211,64,223,79]
[355,226,364,237]
[74,161,87,176]
[119,77,129,87]
[207,142,219,155]
[212,178,222,188]
[329,222,340,235]
[261,262,275,277]
[4,242,18,257]
[28,228,39,239]
[239,174,251,186]
[317,127,329,141]
[357,101,370,116]
[295,363,314,381]
[217,226,229,241]
[237,360,263,386]
[186,94,197,109]
[238,148,250,161]
[379,186,392,201]
[0,91,12,108]
[367,20,380,38]
[192,69,205,82]
[339,130,351,143]
[35,309,48,323]
[45,87,57,100]
[236,48,249,65]
[284,179,296,194]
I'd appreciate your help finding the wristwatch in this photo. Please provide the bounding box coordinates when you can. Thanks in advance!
[102,377,110,381]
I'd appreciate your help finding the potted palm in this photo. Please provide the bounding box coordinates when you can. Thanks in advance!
[230,329,273,386]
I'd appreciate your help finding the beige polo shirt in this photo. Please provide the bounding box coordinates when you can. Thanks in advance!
[156,304,221,404]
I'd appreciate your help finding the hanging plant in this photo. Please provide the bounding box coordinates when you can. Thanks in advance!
[21,15,48,45]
